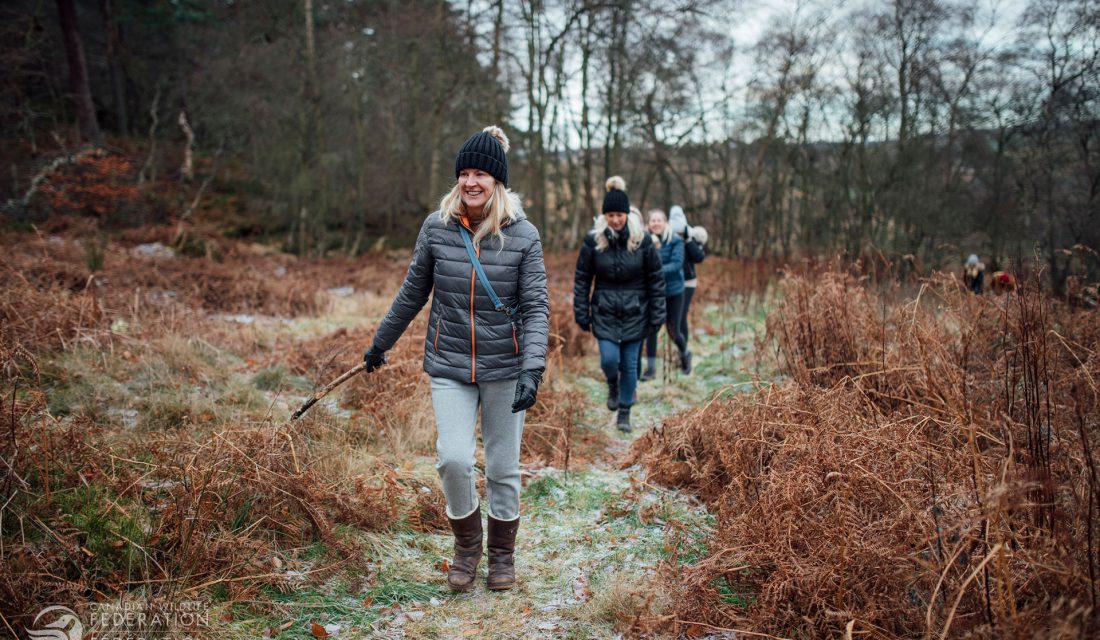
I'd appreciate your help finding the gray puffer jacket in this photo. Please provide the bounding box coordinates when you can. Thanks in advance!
[370,210,549,383]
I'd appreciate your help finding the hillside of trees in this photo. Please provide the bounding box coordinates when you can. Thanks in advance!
[2,0,1097,290]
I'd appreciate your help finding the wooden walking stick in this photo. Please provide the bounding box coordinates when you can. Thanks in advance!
[291,361,368,420]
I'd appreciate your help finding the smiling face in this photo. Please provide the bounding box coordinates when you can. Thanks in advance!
[647,211,667,235]
[458,168,495,215]
[605,211,627,231]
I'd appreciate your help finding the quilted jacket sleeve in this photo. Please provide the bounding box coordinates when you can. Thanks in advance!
[684,234,705,264]
[371,215,435,351]
[643,238,667,328]
[662,235,685,279]
[573,235,596,326]
[518,226,550,371]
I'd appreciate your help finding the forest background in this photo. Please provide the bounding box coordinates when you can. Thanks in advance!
[1,0,1098,289]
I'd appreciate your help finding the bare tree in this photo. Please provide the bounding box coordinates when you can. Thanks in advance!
[56,0,99,142]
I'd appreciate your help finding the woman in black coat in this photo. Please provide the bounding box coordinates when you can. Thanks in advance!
[573,177,666,432]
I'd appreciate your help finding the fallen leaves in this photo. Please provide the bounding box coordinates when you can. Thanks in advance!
[260,619,294,638]
[571,574,591,602]
[309,622,342,638]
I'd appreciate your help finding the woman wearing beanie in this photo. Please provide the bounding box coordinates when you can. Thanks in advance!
[573,177,666,432]
[666,205,706,358]
[640,208,690,379]
[362,126,549,592]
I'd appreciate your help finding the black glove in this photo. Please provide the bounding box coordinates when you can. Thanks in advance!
[363,346,387,373]
[511,368,543,413]
[577,319,592,333]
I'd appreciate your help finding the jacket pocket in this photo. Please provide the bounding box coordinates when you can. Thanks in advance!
[624,293,642,315]
[434,317,443,352]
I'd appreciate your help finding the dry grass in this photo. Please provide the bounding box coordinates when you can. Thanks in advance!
[0,380,407,627]
[628,268,1100,638]
[0,221,799,635]
[0,229,420,630]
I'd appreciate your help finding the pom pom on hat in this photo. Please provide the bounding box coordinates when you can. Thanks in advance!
[455,126,509,186]
[602,175,629,213]
[689,226,708,246]
[483,125,510,153]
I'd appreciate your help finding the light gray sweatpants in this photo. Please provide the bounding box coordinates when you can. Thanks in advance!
[430,376,525,521]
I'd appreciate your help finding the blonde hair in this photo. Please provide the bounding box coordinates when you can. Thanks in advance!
[647,208,671,246]
[438,179,522,247]
[594,209,644,252]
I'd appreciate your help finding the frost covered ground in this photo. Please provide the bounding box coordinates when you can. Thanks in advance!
[215,298,764,639]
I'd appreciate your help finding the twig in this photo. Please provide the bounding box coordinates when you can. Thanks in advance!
[0,608,20,639]
[291,362,367,420]
[937,543,1002,640]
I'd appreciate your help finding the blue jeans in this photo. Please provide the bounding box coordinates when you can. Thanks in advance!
[597,338,642,408]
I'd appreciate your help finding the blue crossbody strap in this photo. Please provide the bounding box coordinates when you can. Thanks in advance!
[458,225,516,319]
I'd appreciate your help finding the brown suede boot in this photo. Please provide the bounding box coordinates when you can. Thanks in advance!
[446,508,482,592]
[486,516,519,590]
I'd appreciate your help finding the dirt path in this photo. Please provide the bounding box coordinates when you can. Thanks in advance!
[228,299,762,639]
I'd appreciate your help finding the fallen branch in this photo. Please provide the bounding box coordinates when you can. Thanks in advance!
[4,146,105,213]
[137,83,161,185]
[178,109,194,182]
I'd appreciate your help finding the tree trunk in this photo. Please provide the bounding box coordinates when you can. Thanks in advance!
[99,0,128,135]
[57,0,100,142]
[578,12,595,245]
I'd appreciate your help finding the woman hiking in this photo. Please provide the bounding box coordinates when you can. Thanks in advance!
[573,177,666,432]
[640,208,691,380]
[668,205,706,351]
[362,126,549,592]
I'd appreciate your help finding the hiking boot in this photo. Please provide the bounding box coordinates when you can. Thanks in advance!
[640,366,656,381]
[446,508,482,592]
[616,407,632,432]
[486,516,519,590]
[680,350,693,375]
[606,378,620,411]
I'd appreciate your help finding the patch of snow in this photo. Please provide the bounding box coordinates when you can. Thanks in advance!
[327,286,355,297]
[139,477,178,490]
[146,289,177,306]
[110,318,131,335]
[132,242,175,259]
[209,313,255,324]
[109,407,139,429]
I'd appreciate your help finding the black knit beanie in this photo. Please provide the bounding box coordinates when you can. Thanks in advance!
[602,176,629,213]
[455,126,509,186]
